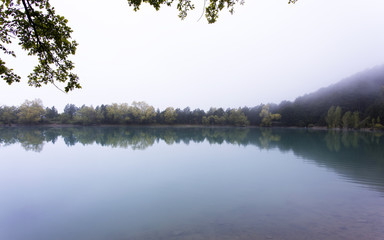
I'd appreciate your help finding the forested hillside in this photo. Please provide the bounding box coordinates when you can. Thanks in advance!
[276,65,384,128]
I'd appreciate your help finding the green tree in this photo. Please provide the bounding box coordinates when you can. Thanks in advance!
[326,106,342,128]
[374,116,384,130]
[0,105,17,124]
[1,0,80,91]
[260,105,271,126]
[191,109,205,124]
[259,105,281,127]
[96,104,108,123]
[371,117,376,129]
[128,101,156,124]
[213,114,227,125]
[163,107,177,124]
[341,111,352,129]
[228,108,249,126]
[334,106,342,128]
[202,116,209,125]
[205,107,228,125]
[17,99,45,124]
[74,105,100,125]
[45,106,59,121]
[325,106,335,128]
[352,111,360,129]
[62,104,78,120]
[106,103,130,124]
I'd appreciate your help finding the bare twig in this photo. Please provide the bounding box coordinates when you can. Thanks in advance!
[52,81,66,94]
[197,0,207,22]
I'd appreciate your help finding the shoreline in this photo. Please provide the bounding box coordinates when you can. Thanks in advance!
[0,123,381,132]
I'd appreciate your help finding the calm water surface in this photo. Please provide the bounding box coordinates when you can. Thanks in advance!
[0,127,383,240]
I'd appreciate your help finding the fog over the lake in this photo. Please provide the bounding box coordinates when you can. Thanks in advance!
[1,0,383,111]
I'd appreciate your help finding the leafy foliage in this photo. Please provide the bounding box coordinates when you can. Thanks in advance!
[259,104,281,127]
[0,100,260,126]
[63,103,78,119]
[0,105,17,124]
[1,0,298,91]
[162,107,177,124]
[74,105,101,125]
[228,108,249,126]
[1,0,79,92]
[17,99,44,124]
[127,0,297,24]
[341,111,352,129]
[45,106,59,121]
[129,101,156,124]
[325,106,341,128]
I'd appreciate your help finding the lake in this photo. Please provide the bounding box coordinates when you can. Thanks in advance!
[0,126,383,240]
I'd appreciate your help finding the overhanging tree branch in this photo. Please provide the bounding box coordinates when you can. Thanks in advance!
[21,0,42,49]
[1,0,80,92]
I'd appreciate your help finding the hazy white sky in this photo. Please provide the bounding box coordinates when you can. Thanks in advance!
[1,0,384,111]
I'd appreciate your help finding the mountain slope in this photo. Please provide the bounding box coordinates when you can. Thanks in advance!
[277,65,384,126]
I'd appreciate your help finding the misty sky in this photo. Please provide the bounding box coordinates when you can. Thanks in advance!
[1,0,383,111]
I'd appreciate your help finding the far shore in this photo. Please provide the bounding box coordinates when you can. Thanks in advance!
[1,123,382,132]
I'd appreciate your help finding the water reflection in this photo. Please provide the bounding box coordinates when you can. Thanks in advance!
[1,126,383,152]
[1,126,384,194]
[1,127,384,240]
[0,127,253,151]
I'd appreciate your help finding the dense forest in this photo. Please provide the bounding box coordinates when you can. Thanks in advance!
[277,65,384,128]
[1,65,384,129]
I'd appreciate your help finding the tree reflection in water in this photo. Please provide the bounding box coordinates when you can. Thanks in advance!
[0,126,383,194]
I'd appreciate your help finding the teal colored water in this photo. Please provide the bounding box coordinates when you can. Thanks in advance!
[0,127,383,240]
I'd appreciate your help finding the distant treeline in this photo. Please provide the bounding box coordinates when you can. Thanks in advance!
[0,99,280,127]
[1,66,384,128]
[0,98,383,129]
